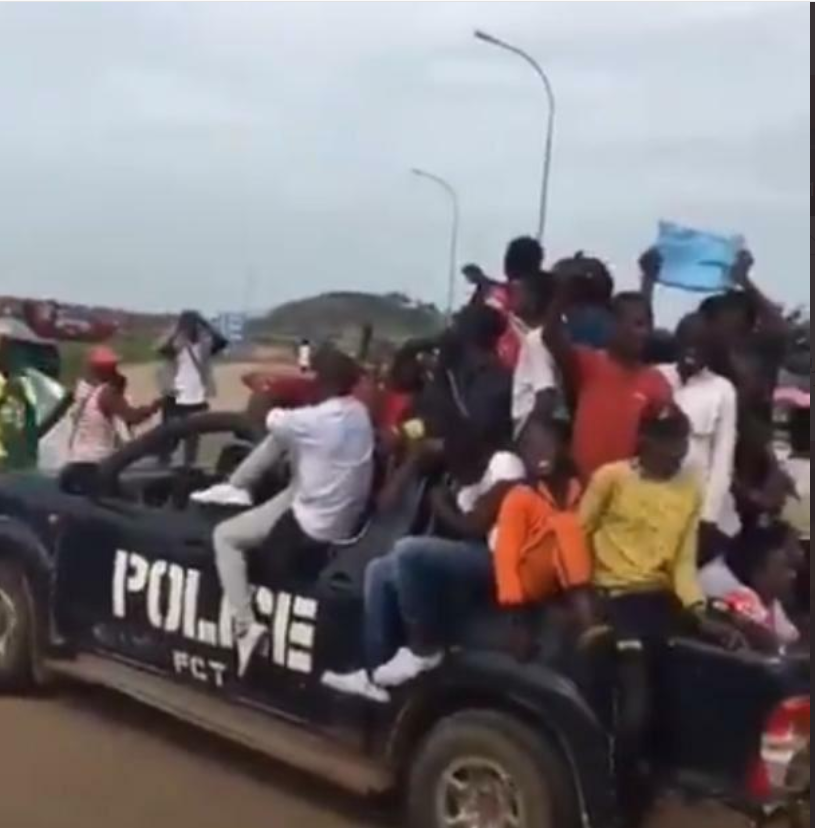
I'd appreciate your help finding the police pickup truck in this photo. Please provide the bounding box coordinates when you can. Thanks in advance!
[0,414,808,828]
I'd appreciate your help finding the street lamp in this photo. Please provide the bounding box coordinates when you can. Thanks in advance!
[410,168,460,319]
[475,29,556,245]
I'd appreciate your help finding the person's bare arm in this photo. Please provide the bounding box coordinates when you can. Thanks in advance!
[431,481,515,540]
[156,324,181,358]
[731,251,788,337]
[99,386,160,428]
[196,315,229,356]
[541,276,580,405]
[639,247,662,313]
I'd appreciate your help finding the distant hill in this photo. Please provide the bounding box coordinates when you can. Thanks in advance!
[252,291,445,350]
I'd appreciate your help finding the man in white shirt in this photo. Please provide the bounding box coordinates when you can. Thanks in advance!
[323,427,525,701]
[194,348,374,675]
[659,314,738,554]
[511,274,559,433]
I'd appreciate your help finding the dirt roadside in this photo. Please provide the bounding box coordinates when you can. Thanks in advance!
[0,685,746,828]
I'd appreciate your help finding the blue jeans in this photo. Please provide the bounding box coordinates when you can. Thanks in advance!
[363,536,493,668]
[364,554,404,671]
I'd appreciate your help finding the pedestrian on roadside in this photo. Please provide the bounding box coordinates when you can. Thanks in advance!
[156,310,228,464]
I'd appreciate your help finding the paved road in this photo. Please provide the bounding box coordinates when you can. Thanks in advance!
[0,685,749,828]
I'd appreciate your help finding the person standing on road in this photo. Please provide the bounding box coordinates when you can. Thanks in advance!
[156,310,228,464]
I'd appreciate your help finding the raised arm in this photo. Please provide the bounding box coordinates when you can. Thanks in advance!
[639,247,663,314]
[192,314,229,357]
[100,386,160,428]
[731,250,789,338]
[541,275,580,405]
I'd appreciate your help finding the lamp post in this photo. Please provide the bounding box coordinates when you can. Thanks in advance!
[411,168,460,319]
[475,29,556,245]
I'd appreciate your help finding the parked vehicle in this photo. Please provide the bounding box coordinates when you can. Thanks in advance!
[0,414,808,828]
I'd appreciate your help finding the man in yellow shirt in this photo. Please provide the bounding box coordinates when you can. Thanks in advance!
[580,404,741,825]
[581,414,704,616]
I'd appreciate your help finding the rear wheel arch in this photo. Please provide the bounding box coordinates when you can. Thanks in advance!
[389,689,585,819]
[403,705,581,828]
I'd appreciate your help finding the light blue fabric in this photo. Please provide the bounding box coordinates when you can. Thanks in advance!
[656,222,743,294]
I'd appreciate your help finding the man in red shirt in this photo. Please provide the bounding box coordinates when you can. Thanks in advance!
[546,290,673,481]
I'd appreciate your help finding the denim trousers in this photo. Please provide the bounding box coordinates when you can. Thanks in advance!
[363,536,492,668]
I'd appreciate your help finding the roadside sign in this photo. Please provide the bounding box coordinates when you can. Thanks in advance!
[215,312,248,344]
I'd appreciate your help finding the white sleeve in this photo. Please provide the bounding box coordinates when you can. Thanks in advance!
[487,453,526,487]
[528,339,557,395]
[266,406,320,446]
[512,337,557,424]
[703,380,738,524]
[512,340,534,422]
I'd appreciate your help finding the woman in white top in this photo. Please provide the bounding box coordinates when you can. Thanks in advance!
[157,311,228,465]
[660,314,738,558]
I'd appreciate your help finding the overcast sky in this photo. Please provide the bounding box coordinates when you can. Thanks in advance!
[0,1,809,318]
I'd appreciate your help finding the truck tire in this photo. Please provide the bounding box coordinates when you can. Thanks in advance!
[407,709,577,828]
[0,559,36,691]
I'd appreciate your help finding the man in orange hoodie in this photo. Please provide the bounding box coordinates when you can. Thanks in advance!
[493,417,595,627]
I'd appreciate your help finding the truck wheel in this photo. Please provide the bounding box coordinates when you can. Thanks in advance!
[407,710,576,828]
[0,560,36,691]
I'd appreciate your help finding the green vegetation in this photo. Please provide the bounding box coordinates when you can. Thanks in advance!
[251,291,444,351]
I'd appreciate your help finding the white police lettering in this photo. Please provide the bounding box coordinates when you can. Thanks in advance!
[112,551,318,676]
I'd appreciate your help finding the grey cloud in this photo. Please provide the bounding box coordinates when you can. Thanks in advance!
[0,1,808,315]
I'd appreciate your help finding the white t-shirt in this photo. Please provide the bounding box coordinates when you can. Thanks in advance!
[174,339,213,407]
[660,366,738,525]
[457,451,526,548]
[267,397,374,543]
[512,327,558,431]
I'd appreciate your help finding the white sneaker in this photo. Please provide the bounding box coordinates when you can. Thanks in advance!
[236,622,267,678]
[192,484,253,508]
[373,648,443,688]
[321,670,391,704]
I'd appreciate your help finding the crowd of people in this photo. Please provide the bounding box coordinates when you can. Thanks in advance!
[0,233,807,820]
[194,236,804,819]
[184,236,808,695]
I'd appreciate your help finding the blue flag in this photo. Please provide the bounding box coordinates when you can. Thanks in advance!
[656,222,743,294]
